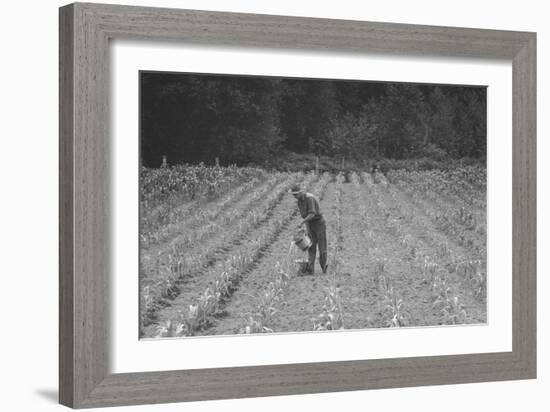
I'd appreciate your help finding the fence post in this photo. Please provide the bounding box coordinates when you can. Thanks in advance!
[315,156,319,175]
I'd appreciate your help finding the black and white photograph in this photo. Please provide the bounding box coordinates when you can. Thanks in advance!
[2,0,544,410]
[139,71,487,338]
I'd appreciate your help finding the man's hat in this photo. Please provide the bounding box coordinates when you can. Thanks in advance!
[289,184,305,195]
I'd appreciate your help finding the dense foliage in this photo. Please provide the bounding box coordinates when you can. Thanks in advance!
[141,73,486,167]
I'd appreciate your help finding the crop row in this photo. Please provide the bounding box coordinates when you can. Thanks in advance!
[140,165,267,238]
[140,172,316,329]
[363,171,484,324]
[387,168,485,210]
[312,173,346,331]
[359,172,410,327]
[235,173,333,334]
[141,163,265,206]
[388,177,486,252]
[155,173,333,337]
[141,175,267,246]
[238,173,335,334]
[143,173,295,248]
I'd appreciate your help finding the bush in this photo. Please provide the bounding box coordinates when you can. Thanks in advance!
[259,151,484,175]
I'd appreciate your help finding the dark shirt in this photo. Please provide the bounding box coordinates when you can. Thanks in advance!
[298,193,322,220]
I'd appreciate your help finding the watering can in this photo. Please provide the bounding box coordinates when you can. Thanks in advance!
[293,227,312,251]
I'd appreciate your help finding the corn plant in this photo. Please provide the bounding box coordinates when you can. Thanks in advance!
[471,270,487,300]
[432,279,468,325]
[197,287,218,322]
[380,280,406,327]
[443,296,468,324]
[431,274,450,301]
[239,251,294,334]
[421,257,440,285]
[399,234,417,260]
[433,292,468,325]
[313,284,345,331]
[333,173,345,250]
[182,305,199,335]
[255,266,292,325]
[436,241,451,261]
[373,258,387,289]
[154,319,186,338]
[141,286,153,316]
[457,206,476,229]
[456,259,486,300]
[239,316,273,334]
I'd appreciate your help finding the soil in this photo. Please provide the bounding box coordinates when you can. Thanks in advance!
[141,172,486,338]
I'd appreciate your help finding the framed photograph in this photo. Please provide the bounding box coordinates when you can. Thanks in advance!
[59,2,536,408]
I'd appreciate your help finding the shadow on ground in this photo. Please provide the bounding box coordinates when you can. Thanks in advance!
[35,389,58,404]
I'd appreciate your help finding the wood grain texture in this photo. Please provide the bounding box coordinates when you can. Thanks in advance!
[512,35,537,375]
[58,2,537,408]
[81,2,533,58]
[59,4,74,406]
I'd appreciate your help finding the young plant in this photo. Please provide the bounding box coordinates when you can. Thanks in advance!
[313,284,345,331]
[239,316,274,334]
[155,319,186,338]
[432,284,468,325]
[436,295,468,325]
[373,258,387,289]
[456,259,486,300]
[421,257,439,285]
[381,281,406,327]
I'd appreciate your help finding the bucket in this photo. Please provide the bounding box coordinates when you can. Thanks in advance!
[294,259,309,273]
[293,228,312,251]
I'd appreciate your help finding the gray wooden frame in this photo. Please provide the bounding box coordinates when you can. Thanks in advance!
[59,2,536,408]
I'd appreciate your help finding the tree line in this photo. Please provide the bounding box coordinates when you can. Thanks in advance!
[140,72,486,168]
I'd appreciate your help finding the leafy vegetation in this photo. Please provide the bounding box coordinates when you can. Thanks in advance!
[141,73,486,168]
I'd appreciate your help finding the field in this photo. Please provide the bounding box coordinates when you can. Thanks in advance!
[139,164,487,338]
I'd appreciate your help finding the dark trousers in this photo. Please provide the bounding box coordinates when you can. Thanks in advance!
[306,218,327,273]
